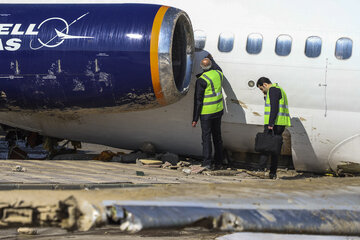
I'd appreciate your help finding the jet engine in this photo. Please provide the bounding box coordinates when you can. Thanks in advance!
[0,4,194,112]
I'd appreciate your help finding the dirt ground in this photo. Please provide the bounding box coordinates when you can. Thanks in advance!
[0,141,359,239]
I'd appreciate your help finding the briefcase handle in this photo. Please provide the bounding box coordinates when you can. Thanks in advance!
[267,129,275,136]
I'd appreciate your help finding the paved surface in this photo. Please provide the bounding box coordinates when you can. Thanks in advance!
[0,178,359,239]
[0,140,359,239]
[0,159,246,184]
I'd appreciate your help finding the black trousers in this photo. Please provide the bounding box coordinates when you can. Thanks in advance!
[259,125,285,174]
[200,117,223,165]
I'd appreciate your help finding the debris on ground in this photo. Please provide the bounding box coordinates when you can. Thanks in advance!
[177,161,191,168]
[52,153,97,160]
[140,142,156,155]
[111,151,148,164]
[26,132,43,148]
[0,196,103,232]
[70,141,82,150]
[137,159,163,168]
[12,165,26,172]
[161,161,172,169]
[337,162,360,175]
[43,137,60,154]
[1,134,326,180]
[17,227,38,235]
[138,159,163,165]
[160,152,179,165]
[8,146,28,159]
[93,151,123,161]
[136,171,145,176]
[190,165,207,174]
[90,148,295,179]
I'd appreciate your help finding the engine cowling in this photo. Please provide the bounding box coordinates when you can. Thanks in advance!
[0,4,194,111]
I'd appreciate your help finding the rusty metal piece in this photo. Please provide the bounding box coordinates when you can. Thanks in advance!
[2,208,33,224]
[59,196,79,230]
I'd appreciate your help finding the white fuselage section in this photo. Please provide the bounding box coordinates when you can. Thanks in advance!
[1,0,360,172]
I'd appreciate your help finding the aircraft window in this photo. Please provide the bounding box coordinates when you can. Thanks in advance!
[275,35,292,56]
[246,33,263,54]
[305,36,322,58]
[218,32,234,52]
[194,30,206,50]
[335,38,353,60]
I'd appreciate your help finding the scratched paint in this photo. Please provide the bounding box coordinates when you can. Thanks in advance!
[231,99,248,109]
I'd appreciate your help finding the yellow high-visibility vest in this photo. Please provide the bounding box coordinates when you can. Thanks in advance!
[264,83,291,126]
[200,70,224,115]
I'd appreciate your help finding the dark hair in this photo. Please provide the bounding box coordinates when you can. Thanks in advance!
[256,77,272,87]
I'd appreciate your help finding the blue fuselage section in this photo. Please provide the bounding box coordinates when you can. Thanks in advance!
[0,4,162,110]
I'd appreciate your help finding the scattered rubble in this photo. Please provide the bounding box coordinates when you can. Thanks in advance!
[137,159,163,168]
[17,227,38,235]
[135,171,145,176]
[140,142,156,155]
[189,165,207,174]
[12,165,26,172]
[161,161,172,169]
[138,159,163,166]
[111,151,148,164]
[93,150,118,161]
[1,136,331,180]
[0,196,103,232]
[91,149,281,177]
[8,146,28,159]
[160,152,179,165]
[177,161,191,167]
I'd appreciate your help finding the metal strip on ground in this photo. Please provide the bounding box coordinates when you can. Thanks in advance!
[115,205,360,235]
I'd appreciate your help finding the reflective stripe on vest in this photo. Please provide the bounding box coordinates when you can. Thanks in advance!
[264,83,291,127]
[200,70,224,115]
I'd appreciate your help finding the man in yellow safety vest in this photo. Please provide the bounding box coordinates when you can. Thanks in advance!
[192,54,224,170]
[257,77,291,179]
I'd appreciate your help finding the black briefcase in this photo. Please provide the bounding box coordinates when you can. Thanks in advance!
[255,131,283,155]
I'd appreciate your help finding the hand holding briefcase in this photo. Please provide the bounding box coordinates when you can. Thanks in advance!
[255,130,283,155]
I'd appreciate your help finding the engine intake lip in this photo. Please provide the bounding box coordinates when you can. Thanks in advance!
[157,7,194,105]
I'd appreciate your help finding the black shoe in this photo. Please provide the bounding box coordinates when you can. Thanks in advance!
[269,173,277,179]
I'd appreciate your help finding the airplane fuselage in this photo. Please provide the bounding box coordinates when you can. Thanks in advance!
[0,0,359,173]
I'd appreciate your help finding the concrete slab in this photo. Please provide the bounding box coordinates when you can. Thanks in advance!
[217,233,360,240]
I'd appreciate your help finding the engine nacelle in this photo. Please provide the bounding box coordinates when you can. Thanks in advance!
[0,4,194,111]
